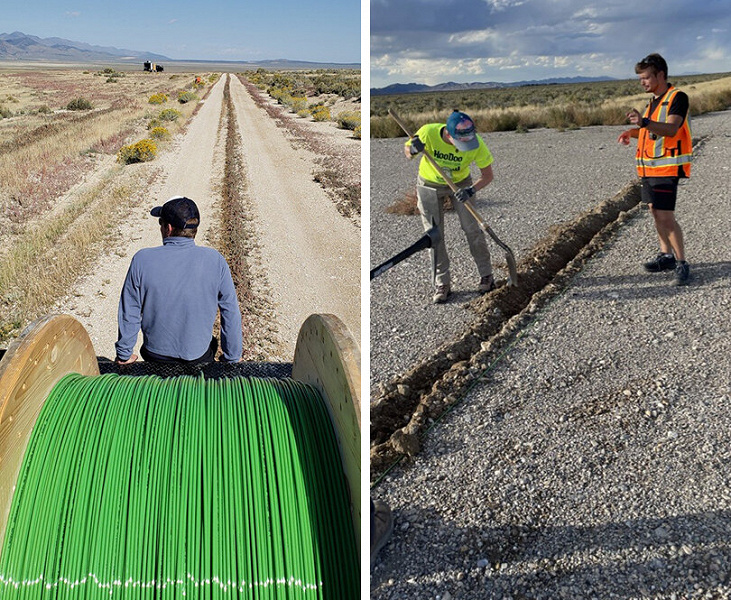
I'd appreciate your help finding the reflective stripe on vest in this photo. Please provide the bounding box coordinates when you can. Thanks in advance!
[636,86,692,177]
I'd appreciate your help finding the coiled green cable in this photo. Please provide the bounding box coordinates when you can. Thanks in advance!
[0,373,358,598]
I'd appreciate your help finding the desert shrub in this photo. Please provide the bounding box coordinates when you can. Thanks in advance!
[290,96,308,113]
[177,91,198,104]
[691,88,731,114]
[159,108,182,122]
[117,139,157,164]
[148,93,169,105]
[486,111,521,132]
[269,87,291,104]
[36,105,52,114]
[149,127,171,140]
[353,125,361,139]
[208,74,220,83]
[296,108,311,118]
[147,118,162,130]
[0,105,12,119]
[66,97,93,111]
[336,110,361,131]
[312,72,360,99]
[311,105,331,122]
[370,115,411,138]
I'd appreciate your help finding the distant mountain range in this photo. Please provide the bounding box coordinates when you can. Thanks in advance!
[371,76,616,95]
[0,31,169,63]
[0,31,359,69]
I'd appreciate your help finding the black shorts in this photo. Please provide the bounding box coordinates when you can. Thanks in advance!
[641,177,679,211]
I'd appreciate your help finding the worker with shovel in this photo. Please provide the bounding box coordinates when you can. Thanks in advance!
[404,110,496,303]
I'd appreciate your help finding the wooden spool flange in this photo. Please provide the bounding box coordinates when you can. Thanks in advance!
[292,313,361,560]
[0,314,99,545]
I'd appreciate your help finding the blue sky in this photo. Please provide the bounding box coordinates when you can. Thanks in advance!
[371,0,731,87]
[3,0,361,64]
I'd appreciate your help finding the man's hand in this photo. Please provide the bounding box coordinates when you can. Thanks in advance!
[626,108,642,126]
[617,130,633,145]
[454,186,476,203]
[115,354,138,365]
[409,137,425,155]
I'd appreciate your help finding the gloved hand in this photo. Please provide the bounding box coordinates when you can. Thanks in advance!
[409,137,425,155]
[454,186,476,203]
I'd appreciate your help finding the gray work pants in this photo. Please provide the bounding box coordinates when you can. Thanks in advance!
[416,175,492,287]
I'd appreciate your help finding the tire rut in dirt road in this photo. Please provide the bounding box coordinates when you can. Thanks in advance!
[228,75,361,357]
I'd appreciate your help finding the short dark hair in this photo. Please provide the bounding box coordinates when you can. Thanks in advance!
[635,53,668,79]
[159,217,198,238]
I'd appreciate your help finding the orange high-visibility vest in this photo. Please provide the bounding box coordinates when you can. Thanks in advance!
[636,85,692,178]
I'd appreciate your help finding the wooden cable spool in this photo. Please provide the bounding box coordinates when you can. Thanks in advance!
[0,313,361,560]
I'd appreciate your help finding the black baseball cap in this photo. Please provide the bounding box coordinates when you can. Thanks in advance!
[150,196,200,229]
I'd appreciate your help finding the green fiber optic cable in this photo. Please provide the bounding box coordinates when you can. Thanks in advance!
[0,373,358,599]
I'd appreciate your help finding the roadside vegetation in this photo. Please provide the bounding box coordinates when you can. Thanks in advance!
[246,68,361,134]
[0,68,215,341]
[371,72,731,137]
[238,73,361,219]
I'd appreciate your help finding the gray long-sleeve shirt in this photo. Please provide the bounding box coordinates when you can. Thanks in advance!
[115,237,243,362]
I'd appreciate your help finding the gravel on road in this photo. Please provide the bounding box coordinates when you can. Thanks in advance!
[369,111,731,599]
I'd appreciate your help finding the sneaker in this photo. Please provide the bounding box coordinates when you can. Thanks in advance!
[644,252,676,272]
[432,284,451,304]
[674,261,690,286]
[479,274,496,293]
[370,501,393,569]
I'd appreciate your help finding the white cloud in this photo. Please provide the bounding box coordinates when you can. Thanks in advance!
[483,0,527,10]
[447,29,499,44]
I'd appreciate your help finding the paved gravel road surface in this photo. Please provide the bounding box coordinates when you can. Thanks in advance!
[370,111,731,598]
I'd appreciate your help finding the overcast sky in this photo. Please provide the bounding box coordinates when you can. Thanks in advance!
[371,0,731,87]
[3,0,360,64]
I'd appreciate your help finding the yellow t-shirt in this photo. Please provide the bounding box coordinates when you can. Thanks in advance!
[406,123,493,184]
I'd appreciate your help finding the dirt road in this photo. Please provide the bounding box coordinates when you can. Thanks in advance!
[56,74,360,361]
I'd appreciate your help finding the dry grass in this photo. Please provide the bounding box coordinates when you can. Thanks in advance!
[0,69,208,231]
[0,180,129,340]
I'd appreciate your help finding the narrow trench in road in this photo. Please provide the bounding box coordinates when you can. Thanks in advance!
[370,181,644,479]
[217,75,281,361]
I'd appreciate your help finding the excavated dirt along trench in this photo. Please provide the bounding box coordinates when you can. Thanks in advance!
[370,181,643,481]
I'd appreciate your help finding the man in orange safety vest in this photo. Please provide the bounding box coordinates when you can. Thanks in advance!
[618,53,692,286]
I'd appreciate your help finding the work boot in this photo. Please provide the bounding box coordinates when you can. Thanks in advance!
[674,261,690,286]
[644,252,676,272]
[479,274,496,293]
[370,501,393,569]
[432,284,451,304]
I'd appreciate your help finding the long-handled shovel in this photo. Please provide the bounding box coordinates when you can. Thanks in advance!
[388,108,518,286]
[370,224,440,280]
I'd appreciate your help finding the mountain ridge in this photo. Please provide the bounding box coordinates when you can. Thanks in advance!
[371,76,617,95]
[0,31,359,69]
